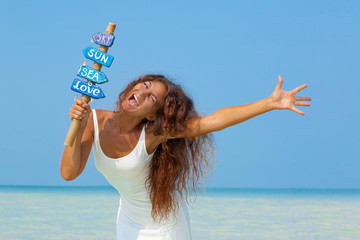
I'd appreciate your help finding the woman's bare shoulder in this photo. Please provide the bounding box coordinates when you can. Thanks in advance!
[93,109,114,122]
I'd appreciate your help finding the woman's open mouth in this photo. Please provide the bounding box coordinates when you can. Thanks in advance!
[128,93,140,108]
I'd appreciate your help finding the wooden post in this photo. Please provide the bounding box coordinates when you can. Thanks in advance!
[64,22,116,147]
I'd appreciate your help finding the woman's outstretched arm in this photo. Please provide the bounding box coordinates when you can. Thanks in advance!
[177,75,311,138]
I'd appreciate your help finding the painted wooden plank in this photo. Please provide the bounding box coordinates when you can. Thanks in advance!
[77,65,109,84]
[92,32,115,47]
[71,78,105,99]
[83,46,114,67]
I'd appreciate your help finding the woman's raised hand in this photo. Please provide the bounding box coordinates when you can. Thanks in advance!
[70,98,91,123]
[270,75,311,115]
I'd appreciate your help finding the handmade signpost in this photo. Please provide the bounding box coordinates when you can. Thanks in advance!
[64,22,116,147]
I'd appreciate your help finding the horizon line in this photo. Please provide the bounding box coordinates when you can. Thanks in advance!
[1,185,360,191]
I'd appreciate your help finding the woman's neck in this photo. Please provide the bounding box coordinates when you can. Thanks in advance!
[112,111,144,134]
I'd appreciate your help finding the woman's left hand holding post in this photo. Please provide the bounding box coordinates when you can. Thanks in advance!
[270,75,311,115]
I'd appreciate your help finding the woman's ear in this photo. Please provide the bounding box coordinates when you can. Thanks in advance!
[146,115,156,121]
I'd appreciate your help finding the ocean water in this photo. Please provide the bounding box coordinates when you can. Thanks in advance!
[1,186,360,240]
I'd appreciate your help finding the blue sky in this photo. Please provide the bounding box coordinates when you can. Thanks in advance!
[0,0,359,188]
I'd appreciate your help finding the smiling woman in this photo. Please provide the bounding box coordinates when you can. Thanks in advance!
[60,74,311,239]
[121,79,165,115]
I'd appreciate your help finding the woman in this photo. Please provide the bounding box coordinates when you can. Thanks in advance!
[61,74,311,239]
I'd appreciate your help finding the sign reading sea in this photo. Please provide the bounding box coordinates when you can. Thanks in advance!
[77,65,108,84]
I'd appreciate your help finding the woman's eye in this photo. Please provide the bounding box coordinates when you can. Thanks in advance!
[144,82,148,89]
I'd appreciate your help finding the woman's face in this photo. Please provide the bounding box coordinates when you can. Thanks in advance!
[121,80,167,120]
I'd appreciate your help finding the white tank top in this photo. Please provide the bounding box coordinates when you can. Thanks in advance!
[92,109,192,240]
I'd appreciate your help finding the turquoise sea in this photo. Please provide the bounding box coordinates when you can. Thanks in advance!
[1,186,360,240]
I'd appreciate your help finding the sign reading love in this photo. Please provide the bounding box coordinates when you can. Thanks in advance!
[71,79,105,99]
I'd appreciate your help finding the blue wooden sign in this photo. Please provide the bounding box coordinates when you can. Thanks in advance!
[83,46,114,67]
[92,33,115,47]
[71,79,105,99]
[77,65,108,84]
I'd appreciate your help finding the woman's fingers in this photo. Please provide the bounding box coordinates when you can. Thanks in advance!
[291,106,305,116]
[70,99,90,120]
[276,75,283,90]
[292,84,308,94]
[71,107,86,116]
[74,98,90,108]
[72,103,87,114]
[72,103,86,112]
[70,108,86,120]
[295,96,312,101]
[294,102,311,107]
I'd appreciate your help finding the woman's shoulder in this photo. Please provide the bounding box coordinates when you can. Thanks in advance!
[93,109,114,120]
[92,109,117,130]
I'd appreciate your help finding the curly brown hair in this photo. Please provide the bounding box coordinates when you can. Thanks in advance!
[116,74,214,221]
